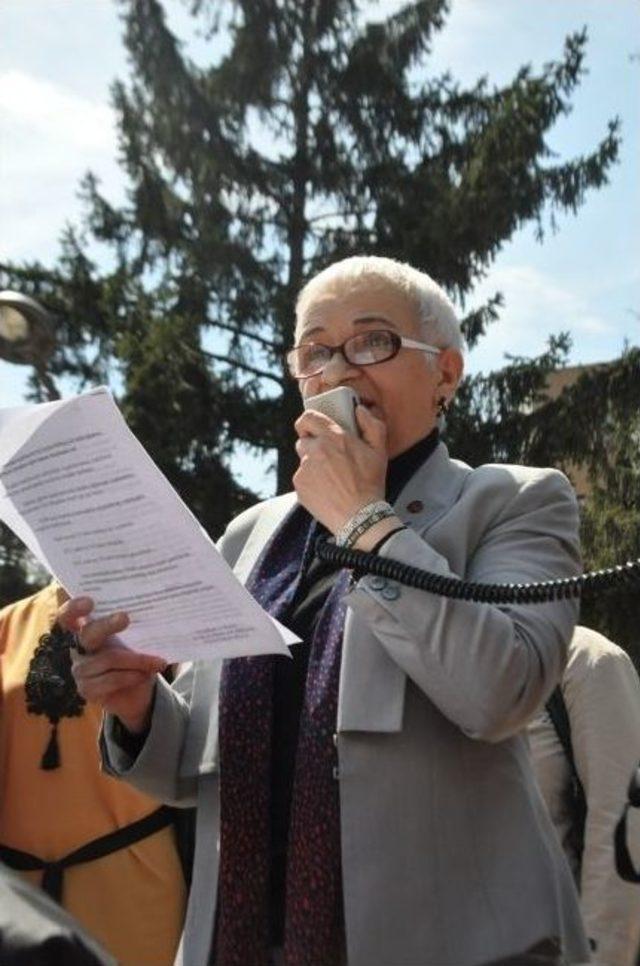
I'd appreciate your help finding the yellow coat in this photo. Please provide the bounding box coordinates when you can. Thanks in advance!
[0,583,186,966]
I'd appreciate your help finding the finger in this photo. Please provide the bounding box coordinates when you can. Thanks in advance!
[356,404,387,451]
[295,436,317,459]
[73,646,166,681]
[75,669,156,703]
[78,611,130,654]
[294,409,338,437]
[57,596,95,633]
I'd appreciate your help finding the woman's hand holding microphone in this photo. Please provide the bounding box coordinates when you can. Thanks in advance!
[293,401,402,550]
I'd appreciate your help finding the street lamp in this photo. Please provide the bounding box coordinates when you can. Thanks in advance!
[0,291,60,400]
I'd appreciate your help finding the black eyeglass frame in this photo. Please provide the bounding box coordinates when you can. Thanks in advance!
[285,329,441,380]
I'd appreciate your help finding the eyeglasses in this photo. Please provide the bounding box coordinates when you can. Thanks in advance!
[286,329,441,380]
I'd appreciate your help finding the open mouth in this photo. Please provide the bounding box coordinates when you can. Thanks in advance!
[360,398,383,418]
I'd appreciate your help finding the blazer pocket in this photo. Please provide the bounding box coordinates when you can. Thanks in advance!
[338,606,406,733]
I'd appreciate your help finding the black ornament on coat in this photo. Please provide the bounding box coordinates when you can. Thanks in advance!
[24,623,86,770]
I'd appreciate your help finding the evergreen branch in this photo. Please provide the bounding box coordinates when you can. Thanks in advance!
[34,365,61,402]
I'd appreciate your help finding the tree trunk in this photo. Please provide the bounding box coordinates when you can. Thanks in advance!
[276,378,303,494]
[276,0,313,495]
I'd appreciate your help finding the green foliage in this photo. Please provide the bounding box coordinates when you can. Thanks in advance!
[580,498,640,668]
[447,333,572,466]
[0,525,48,608]
[116,304,259,535]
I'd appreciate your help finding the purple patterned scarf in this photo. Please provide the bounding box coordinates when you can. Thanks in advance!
[215,506,349,966]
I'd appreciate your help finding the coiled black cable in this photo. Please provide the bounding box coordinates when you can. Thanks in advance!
[315,538,640,604]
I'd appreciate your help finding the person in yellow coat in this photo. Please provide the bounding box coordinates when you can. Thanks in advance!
[0,582,188,966]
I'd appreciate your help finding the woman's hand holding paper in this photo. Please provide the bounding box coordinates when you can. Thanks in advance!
[59,597,167,735]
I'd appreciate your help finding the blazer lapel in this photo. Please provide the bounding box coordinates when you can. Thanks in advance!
[337,442,471,734]
[232,492,298,584]
[393,441,470,533]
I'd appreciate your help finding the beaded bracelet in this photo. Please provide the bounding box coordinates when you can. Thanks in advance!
[343,507,397,549]
[335,500,396,549]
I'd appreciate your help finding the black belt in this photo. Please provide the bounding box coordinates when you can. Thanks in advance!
[0,805,174,902]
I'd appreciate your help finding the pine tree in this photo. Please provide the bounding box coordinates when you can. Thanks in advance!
[0,0,622,605]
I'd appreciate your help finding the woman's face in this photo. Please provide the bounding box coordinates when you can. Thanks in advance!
[295,279,462,458]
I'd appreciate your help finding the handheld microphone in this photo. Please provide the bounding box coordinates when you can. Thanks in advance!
[303,386,360,436]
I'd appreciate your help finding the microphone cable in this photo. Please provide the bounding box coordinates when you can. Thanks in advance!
[315,539,640,605]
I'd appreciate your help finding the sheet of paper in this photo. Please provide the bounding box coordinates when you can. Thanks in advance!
[0,387,298,662]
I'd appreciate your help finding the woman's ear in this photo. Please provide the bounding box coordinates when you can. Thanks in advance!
[437,348,464,399]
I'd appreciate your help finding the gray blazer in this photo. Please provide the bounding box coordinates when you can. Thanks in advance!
[102,443,590,966]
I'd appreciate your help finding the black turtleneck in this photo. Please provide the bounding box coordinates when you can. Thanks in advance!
[269,427,439,942]
[385,426,440,505]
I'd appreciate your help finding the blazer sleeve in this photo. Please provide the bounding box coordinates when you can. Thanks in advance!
[566,635,640,966]
[100,662,198,806]
[347,467,581,742]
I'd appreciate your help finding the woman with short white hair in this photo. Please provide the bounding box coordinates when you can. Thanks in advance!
[63,255,589,965]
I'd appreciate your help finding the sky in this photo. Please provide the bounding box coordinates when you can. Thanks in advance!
[1,0,639,494]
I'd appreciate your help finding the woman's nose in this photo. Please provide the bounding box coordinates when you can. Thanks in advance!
[319,349,356,387]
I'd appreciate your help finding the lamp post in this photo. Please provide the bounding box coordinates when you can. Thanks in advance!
[0,291,60,400]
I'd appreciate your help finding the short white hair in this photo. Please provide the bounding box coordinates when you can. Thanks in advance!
[295,255,465,352]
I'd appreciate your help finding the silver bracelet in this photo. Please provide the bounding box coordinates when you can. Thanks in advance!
[343,507,397,549]
[336,500,395,548]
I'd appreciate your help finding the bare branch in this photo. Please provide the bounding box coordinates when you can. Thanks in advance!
[210,319,283,352]
[203,350,285,386]
[307,206,376,224]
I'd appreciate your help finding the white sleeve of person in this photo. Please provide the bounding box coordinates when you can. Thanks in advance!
[565,628,640,966]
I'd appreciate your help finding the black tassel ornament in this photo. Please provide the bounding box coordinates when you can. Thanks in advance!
[41,722,61,771]
[25,623,86,770]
